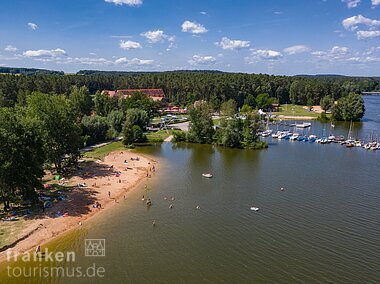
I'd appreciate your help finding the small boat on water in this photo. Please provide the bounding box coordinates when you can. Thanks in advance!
[250,207,259,212]
[202,173,213,178]
[272,131,280,138]
[290,133,300,140]
[296,122,311,128]
[261,130,272,137]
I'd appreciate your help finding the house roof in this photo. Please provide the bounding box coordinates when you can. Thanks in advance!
[102,88,165,101]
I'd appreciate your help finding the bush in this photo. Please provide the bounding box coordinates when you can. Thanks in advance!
[172,130,187,142]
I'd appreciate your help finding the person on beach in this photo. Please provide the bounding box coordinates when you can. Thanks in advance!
[35,245,41,254]
[108,191,111,198]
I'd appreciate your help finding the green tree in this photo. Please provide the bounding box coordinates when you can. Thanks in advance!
[240,104,253,113]
[107,110,125,133]
[122,109,149,145]
[241,113,261,148]
[0,108,45,210]
[320,95,334,112]
[70,86,93,120]
[332,92,365,121]
[255,93,274,110]
[26,92,82,173]
[220,99,237,117]
[124,92,159,117]
[244,94,256,108]
[215,118,242,148]
[188,100,215,144]
[81,115,109,145]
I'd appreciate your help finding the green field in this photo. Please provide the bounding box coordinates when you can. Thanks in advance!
[275,104,320,118]
[146,130,172,142]
[84,141,126,160]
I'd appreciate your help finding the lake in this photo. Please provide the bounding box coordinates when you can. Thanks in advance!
[1,96,379,283]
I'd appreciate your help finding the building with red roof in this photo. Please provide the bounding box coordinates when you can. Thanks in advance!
[102,88,165,102]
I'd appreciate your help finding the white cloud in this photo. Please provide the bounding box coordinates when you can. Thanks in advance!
[141,30,168,43]
[311,46,350,62]
[283,45,310,55]
[216,37,250,50]
[200,11,207,15]
[372,0,380,6]
[23,48,67,61]
[119,40,141,50]
[104,0,142,6]
[114,57,154,65]
[331,46,349,55]
[341,0,360,8]
[357,30,380,39]
[181,20,208,34]
[27,22,38,30]
[59,57,113,65]
[347,56,380,63]
[4,45,17,52]
[342,14,380,31]
[248,49,283,61]
[188,55,216,65]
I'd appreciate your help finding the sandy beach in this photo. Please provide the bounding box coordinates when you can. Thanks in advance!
[0,150,157,262]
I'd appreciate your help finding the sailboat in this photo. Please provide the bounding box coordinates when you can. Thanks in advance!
[345,120,355,147]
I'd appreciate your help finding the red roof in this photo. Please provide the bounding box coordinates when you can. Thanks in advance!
[102,88,165,101]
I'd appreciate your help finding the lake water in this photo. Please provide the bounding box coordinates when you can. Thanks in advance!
[1,96,379,283]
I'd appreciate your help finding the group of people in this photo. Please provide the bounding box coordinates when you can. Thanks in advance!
[93,201,102,208]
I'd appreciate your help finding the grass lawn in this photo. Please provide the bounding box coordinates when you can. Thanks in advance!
[146,130,172,142]
[275,104,320,118]
[84,141,126,160]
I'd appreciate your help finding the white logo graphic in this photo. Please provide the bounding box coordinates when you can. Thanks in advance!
[85,239,105,257]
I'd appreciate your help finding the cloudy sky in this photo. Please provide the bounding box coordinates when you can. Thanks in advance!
[0,0,380,75]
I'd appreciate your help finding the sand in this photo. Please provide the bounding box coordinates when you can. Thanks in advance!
[0,150,157,262]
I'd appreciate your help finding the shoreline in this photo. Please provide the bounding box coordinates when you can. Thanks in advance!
[275,115,318,120]
[0,150,158,263]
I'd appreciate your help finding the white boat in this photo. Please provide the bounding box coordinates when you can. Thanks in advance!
[289,133,300,140]
[295,122,311,128]
[250,207,259,211]
[272,131,280,138]
[202,173,213,178]
[261,130,272,137]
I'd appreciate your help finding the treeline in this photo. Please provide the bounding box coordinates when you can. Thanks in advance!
[0,72,379,109]
[0,67,64,76]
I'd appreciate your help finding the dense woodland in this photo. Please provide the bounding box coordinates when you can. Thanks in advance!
[0,71,379,109]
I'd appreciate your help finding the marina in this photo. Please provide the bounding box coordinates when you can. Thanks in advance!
[260,96,380,151]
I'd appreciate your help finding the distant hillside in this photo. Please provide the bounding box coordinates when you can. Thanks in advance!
[76,69,225,75]
[0,67,64,76]
[295,74,380,79]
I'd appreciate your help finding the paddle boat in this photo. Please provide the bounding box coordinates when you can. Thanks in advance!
[202,173,213,178]
[250,207,259,212]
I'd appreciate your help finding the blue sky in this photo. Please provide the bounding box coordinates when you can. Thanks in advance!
[0,0,379,75]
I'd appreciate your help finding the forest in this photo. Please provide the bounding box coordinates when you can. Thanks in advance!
[0,71,379,109]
